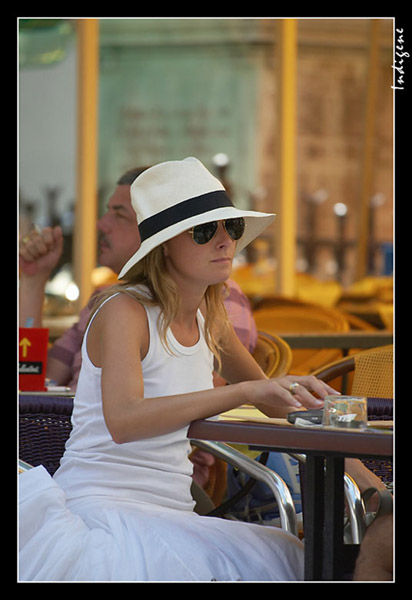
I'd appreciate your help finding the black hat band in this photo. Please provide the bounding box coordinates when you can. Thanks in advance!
[138,190,234,243]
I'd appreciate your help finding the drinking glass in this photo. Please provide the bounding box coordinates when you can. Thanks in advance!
[322,395,368,429]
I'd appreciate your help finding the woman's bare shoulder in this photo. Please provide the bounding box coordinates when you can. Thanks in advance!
[87,291,149,366]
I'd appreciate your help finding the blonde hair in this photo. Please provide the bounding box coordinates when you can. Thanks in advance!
[89,245,230,370]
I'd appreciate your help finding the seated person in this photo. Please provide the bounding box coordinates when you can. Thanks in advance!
[19,162,389,531]
[353,512,393,581]
[20,157,328,581]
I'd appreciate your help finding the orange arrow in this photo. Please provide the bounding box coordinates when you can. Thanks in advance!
[19,337,32,358]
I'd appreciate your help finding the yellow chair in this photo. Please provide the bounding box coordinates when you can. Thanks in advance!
[341,276,393,301]
[311,345,393,399]
[295,274,343,308]
[253,304,350,375]
[252,331,293,378]
[253,297,379,332]
[338,310,378,332]
[351,345,393,398]
[337,276,393,330]
[252,294,309,311]
[311,345,393,492]
[377,304,393,331]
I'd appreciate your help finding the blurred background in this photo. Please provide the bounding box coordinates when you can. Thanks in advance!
[18,17,394,333]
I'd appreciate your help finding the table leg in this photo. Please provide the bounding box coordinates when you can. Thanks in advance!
[304,455,345,581]
[322,456,345,580]
[303,455,325,581]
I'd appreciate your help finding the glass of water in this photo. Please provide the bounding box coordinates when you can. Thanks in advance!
[322,395,368,429]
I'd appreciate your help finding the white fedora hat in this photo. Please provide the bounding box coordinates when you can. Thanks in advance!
[118,157,275,279]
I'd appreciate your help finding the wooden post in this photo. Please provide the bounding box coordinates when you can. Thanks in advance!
[355,19,381,281]
[275,19,297,296]
[73,18,99,309]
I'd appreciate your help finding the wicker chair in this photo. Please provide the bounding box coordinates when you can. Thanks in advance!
[252,304,350,375]
[311,344,393,400]
[18,393,299,536]
[19,395,74,476]
[252,331,293,378]
[311,345,393,487]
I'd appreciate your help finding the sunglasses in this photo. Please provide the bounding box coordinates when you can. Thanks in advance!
[189,218,246,245]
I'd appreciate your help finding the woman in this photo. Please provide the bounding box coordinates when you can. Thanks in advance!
[19,158,335,582]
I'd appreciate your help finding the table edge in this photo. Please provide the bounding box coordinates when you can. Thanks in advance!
[188,418,393,459]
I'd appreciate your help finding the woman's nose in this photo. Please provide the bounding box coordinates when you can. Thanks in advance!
[215,222,234,247]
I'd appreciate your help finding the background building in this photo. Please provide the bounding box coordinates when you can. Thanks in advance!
[19,17,394,309]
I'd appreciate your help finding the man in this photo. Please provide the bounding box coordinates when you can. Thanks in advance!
[19,167,257,391]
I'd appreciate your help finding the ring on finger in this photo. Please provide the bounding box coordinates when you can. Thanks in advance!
[22,236,30,244]
[289,382,300,395]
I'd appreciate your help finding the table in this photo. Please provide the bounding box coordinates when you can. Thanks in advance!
[188,417,393,581]
[280,331,393,351]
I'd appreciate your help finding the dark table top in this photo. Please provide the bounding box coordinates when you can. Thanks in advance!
[188,417,393,460]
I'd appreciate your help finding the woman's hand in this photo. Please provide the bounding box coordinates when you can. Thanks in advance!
[242,375,339,415]
[276,375,339,407]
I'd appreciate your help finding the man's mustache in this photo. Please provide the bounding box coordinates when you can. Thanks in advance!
[98,232,111,249]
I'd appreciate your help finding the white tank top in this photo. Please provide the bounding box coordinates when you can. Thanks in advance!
[54,285,215,512]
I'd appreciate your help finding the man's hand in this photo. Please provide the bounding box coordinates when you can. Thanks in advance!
[19,225,64,281]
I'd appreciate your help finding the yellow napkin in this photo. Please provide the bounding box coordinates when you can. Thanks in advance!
[217,405,292,426]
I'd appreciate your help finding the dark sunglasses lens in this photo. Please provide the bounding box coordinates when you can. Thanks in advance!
[192,221,218,244]
[225,218,245,240]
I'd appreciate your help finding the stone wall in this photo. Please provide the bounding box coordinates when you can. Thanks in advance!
[254,19,393,281]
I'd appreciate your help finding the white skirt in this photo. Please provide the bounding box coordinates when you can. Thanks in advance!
[18,466,304,582]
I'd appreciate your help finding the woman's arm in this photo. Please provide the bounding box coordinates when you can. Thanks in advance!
[217,322,338,417]
[217,322,268,383]
[90,295,329,443]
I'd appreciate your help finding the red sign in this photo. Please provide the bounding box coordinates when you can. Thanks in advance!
[19,328,49,391]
